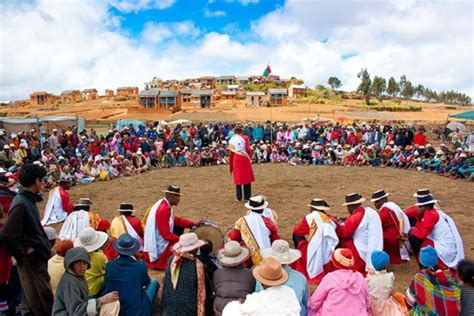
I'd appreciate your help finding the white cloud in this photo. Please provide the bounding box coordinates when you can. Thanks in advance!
[109,0,175,13]
[0,0,472,101]
[204,8,227,17]
[141,21,200,43]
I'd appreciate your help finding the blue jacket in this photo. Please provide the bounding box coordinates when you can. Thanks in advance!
[103,256,152,316]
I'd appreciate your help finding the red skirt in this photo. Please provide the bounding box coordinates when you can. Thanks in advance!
[290,240,334,284]
[143,242,175,270]
[232,154,255,185]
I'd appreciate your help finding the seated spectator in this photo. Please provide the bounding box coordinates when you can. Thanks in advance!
[308,248,371,316]
[258,240,309,316]
[52,247,119,315]
[213,241,255,316]
[103,233,158,316]
[405,246,461,315]
[457,259,474,316]
[365,251,406,316]
[48,240,74,294]
[223,256,301,315]
[160,233,208,315]
[74,227,109,297]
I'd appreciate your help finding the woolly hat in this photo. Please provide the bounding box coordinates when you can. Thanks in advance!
[332,248,355,269]
[420,246,438,268]
[371,250,390,271]
[54,240,74,257]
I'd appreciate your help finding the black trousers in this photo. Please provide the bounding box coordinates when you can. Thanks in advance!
[236,184,251,201]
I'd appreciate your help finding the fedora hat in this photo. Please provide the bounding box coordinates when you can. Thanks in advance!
[163,185,181,196]
[172,233,206,254]
[260,240,301,265]
[113,233,140,256]
[245,195,268,211]
[217,241,250,267]
[74,228,108,252]
[415,194,438,206]
[342,193,366,206]
[308,198,330,211]
[79,198,93,205]
[370,189,390,202]
[413,188,431,198]
[118,203,134,212]
[252,256,288,287]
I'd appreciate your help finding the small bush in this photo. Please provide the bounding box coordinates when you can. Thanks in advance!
[445,106,456,110]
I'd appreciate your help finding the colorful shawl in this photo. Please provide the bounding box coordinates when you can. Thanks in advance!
[406,269,461,315]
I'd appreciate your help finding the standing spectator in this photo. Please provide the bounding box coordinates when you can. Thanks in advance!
[0,164,54,315]
[413,128,427,146]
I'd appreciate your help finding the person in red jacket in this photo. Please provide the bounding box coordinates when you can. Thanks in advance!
[41,177,74,225]
[228,126,255,201]
[0,173,16,215]
[228,195,279,266]
[413,128,427,146]
[143,185,197,269]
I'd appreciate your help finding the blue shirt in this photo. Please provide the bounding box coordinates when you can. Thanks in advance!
[255,265,309,316]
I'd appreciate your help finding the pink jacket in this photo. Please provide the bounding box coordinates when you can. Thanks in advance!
[308,269,371,316]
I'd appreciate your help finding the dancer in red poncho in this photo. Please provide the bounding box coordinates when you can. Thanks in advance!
[228,125,255,201]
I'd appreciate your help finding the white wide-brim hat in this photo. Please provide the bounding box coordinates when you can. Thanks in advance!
[245,195,268,211]
[217,241,250,267]
[260,240,301,265]
[74,228,109,252]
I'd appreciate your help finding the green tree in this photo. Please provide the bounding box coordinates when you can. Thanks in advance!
[315,84,326,91]
[327,76,342,90]
[371,76,386,103]
[387,76,399,97]
[357,68,372,105]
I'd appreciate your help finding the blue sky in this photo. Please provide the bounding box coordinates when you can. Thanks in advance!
[1,0,472,100]
[113,0,285,40]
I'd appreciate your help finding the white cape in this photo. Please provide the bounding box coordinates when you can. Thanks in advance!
[429,210,464,268]
[305,211,339,278]
[353,207,384,270]
[42,187,68,226]
[244,212,271,249]
[382,201,411,260]
[59,210,90,241]
[143,199,174,262]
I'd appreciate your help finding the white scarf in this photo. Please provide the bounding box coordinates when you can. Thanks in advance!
[428,210,464,268]
[58,210,90,240]
[122,215,143,251]
[382,201,411,260]
[243,212,271,249]
[353,207,384,270]
[229,134,246,154]
[305,211,339,278]
[42,187,68,226]
[143,199,174,262]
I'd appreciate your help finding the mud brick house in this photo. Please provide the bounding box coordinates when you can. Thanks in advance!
[29,91,57,106]
[191,90,214,108]
[138,89,182,113]
[60,90,81,103]
[288,84,306,98]
[268,89,288,106]
[82,88,98,100]
[221,90,236,100]
[236,76,250,85]
[105,89,114,97]
[179,89,193,103]
[117,87,139,97]
[198,76,217,89]
[246,91,265,107]
[216,75,236,85]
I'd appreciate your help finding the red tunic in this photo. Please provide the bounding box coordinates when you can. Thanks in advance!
[145,201,194,269]
[229,134,255,185]
[59,187,74,214]
[410,209,447,269]
[336,207,367,274]
[228,216,279,267]
[290,213,339,284]
[379,206,402,265]
[105,215,144,260]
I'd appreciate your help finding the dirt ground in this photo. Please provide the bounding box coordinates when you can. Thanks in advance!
[4,96,474,124]
[38,164,474,294]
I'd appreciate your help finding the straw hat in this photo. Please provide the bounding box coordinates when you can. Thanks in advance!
[163,185,181,196]
[370,189,390,202]
[413,188,431,198]
[172,233,206,254]
[308,198,330,211]
[260,240,301,265]
[252,256,288,286]
[74,228,109,252]
[118,203,134,213]
[342,193,366,206]
[245,195,268,211]
[217,241,250,267]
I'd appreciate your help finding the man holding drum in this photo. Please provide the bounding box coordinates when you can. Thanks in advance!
[143,185,197,269]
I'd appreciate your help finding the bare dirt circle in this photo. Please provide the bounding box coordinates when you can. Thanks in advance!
[40,164,474,291]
